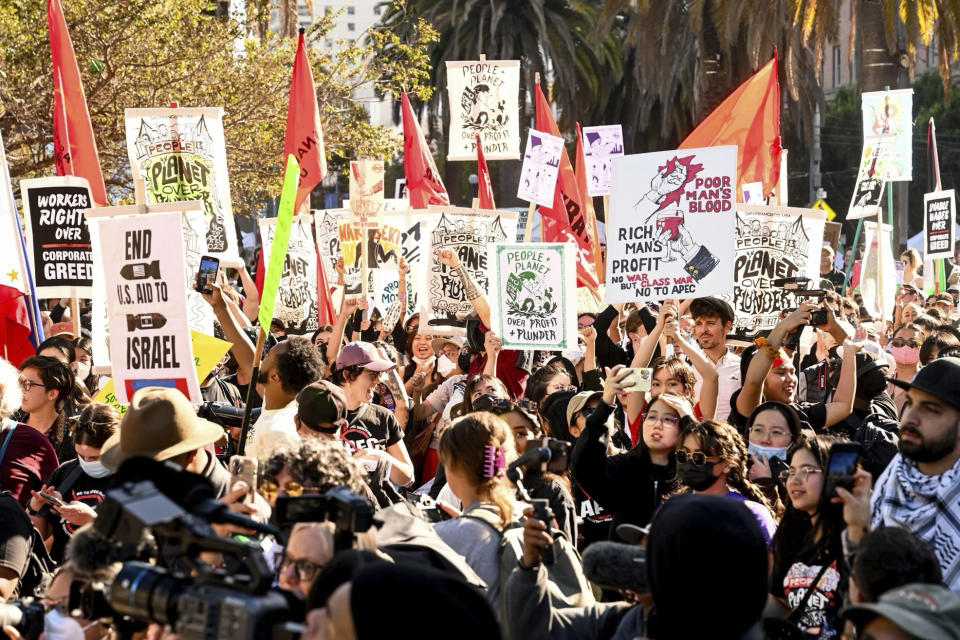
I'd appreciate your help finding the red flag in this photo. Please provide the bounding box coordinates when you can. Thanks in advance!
[48,0,107,206]
[254,239,265,296]
[476,134,496,209]
[401,92,449,209]
[284,29,327,213]
[680,54,781,200]
[574,123,604,281]
[0,287,33,368]
[315,243,335,326]
[534,85,600,290]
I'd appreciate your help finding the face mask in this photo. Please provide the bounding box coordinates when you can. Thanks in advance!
[891,345,920,365]
[78,456,112,479]
[76,361,91,381]
[44,608,85,640]
[748,442,788,463]
[436,355,456,376]
[457,353,473,372]
[562,347,585,366]
[678,460,718,492]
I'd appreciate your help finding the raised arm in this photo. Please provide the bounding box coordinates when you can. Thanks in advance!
[236,264,260,322]
[437,248,490,329]
[483,331,501,377]
[668,326,719,419]
[327,296,359,366]
[202,283,255,384]
[824,334,863,428]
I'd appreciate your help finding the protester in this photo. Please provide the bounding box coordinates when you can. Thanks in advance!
[278,521,378,598]
[688,296,741,420]
[847,527,941,606]
[887,322,922,413]
[260,438,375,508]
[841,584,960,640]
[16,355,76,462]
[821,246,846,292]
[294,380,348,441]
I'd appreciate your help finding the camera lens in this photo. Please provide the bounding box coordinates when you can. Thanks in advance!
[109,562,186,627]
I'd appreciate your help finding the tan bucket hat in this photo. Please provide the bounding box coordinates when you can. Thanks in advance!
[99,387,225,471]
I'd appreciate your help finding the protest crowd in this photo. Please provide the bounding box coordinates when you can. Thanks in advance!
[6,3,960,640]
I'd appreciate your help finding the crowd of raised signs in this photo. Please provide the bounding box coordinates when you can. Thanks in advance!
[3,241,960,640]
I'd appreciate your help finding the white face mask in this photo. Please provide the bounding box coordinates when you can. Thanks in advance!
[44,608,85,640]
[436,355,456,376]
[748,442,789,463]
[78,456,112,479]
[76,361,91,381]
[561,347,585,366]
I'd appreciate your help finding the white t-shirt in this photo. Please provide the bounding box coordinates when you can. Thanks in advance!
[247,400,299,460]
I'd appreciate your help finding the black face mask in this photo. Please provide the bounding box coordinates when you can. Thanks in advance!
[678,461,718,492]
[458,353,473,372]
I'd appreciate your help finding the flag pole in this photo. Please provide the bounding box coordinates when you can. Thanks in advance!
[237,327,265,456]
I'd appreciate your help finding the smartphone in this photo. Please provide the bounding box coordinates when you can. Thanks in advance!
[229,455,258,505]
[37,491,65,508]
[823,442,861,499]
[621,367,652,393]
[195,255,220,294]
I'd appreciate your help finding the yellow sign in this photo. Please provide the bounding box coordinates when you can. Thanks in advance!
[94,330,233,415]
[812,198,837,221]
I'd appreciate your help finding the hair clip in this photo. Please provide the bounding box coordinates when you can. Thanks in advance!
[482,444,506,479]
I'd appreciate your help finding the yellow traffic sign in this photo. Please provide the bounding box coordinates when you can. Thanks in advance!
[812,198,837,221]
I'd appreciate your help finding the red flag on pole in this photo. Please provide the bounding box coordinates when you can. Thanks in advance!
[680,54,781,200]
[574,123,604,281]
[48,0,107,206]
[401,92,449,209]
[284,28,327,213]
[476,134,496,209]
[534,85,600,291]
[315,243,335,326]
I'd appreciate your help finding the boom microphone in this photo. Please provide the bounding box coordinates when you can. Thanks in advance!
[581,542,648,595]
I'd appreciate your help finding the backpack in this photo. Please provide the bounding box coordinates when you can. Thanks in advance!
[826,412,899,479]
[0,493,54,599]
[463,504,595,616]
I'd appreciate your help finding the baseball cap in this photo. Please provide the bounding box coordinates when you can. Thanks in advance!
[566,391,602,426]
[296,380,348,434]
[334,341,396,372]
[949,285,960,294]
[841,583,960,639]
[888,356,960,411]
[431,336,464,355]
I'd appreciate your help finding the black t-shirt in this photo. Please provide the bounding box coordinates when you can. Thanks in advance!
[0,494,31,597]
[222,373,262,410]
[201,377,244,407]
[728,388,827,434]
[341,403,404,452]
[42,459,116,563]
[821,267,846,292]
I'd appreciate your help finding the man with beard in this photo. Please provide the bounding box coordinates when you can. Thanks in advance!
[688,297,740,421]
[870,357,960,590]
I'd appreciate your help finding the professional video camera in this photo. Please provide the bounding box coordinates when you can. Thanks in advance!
[0,599,44,640]
[506,437,572,565]
[273,486,376,553]
[198,402,260,460]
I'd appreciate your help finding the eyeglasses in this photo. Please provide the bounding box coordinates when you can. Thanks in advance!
[18,378,46,391]
[891,338,919,349]
[644,412,679,429]
[675,450,719,466]
[258,480,321,501]
[748,426,790,441]
[278,554,324,582]
[778,466,824,483]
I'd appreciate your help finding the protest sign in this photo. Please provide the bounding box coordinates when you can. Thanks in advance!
[729,205,825,337]
[605,146,737,303]
[314,208,350,287]
[848,140,892,220]
[19,176,93,297]
[181,206,215,335]
[349,160,384,222]
[861,89,913,181]
[366,222,404,269]
[259,214,318,335]
[518,129,564,207]
[582,125,624,197]
[345,198,409,212]
[92,209,200,403]
[823,221,842,253]
[924,190,956,260]
[445,59,521,161]
[337,220,363,295]
[861,220,896,320]
[423,207,518,331]
[395,179,407,199]
[369,267,415,319]
[490,243,576,350]
[259,157,299,330]
[125,107,241,265]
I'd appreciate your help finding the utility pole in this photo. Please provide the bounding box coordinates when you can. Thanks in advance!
[809,104,822,204]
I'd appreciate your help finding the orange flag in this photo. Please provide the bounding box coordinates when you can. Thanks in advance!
[574,123,604,281]
[48,0,107,206]
[476,134,495,209]
[284,28,327,212]
[680,54,781,200]
[401,92,449,208]
[534,85,600,290]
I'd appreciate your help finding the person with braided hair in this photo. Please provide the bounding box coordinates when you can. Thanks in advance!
[672,414,777,547]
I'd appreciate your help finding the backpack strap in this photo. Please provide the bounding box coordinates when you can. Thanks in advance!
[786,561,833,624]
[0,423,17,468]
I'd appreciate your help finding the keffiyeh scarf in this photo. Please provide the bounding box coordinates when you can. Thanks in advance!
[872,454,960,590]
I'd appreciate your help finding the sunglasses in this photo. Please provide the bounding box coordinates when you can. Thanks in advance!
[891,338,919,349]
[675,450,718,466]
[258,480,321,500]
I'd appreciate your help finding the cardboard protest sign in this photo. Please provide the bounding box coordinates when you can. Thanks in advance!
[94,210,200,403]
[349,160,384,222]
[490,243,576,350]
[337,220,364,295]
[861,220,896,320]
[848,140,892,220]
[582,125,624,196]
[823,221,842,252]
[517,129,564,207]
[259,214,318,335]
[19,176,94,297]
[125,107,241,265]
[445,60,520,161]
[369,267,415,319]
[366,222,404,269]
[924,190,956,260]
[862,89,913,181]
[314,208,350,288]
[729,205,825,337]
[423,207,518,331]
[344,198,409,213]
[605,146,737,303]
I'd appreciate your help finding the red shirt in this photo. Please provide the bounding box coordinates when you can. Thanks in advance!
[468,322,529,399]
[0,421,59,508]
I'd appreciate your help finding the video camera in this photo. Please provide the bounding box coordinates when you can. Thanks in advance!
[273,486,376,553]
[506,437,571,566]
[198,402,260,461]
[774,277,832,326]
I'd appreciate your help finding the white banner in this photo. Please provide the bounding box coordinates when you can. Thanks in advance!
[124,107,241,266]
[924,190,956,260]
[490,243,577,350]
[314,208,351,289]
[93,210,201,404]
[582,125,624,196]
[445,59,520,161]
[260,215,318,335]
[848,140,893,220]
[605,146,737,302]
[861,89,913,181]
[517,129,564,207]
[862,219,896,320]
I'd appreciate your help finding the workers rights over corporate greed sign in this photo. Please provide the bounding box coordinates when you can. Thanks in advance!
[20,176,95,297]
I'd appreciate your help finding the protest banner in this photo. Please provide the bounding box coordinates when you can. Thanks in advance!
[366,221,404,269]
[605,145,737,303]
[337,220,364,296]
[823,221,842,253]
[423,207,518,331]
[848,140,892,220]
[582,125,624,197]
[861,220,896,320]
[445,59,520,161]
[259,214,318,335]
[490,243,576,350]
[862,89,913,181]
[345,198,409,212]
[125,107,242,265]
[924,190,956,260]
[729,205,825,337]
[349,160,385,222]
[19,176,94,297]
[517,129,564,207]
[89,208,200,403]
[314,207,351,288]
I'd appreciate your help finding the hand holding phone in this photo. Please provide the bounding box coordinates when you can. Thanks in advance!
[621,367,653,393]
[229,455,258,505]
[37,490,65,508]
[823,442,861,499]
[195,255,220,294]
